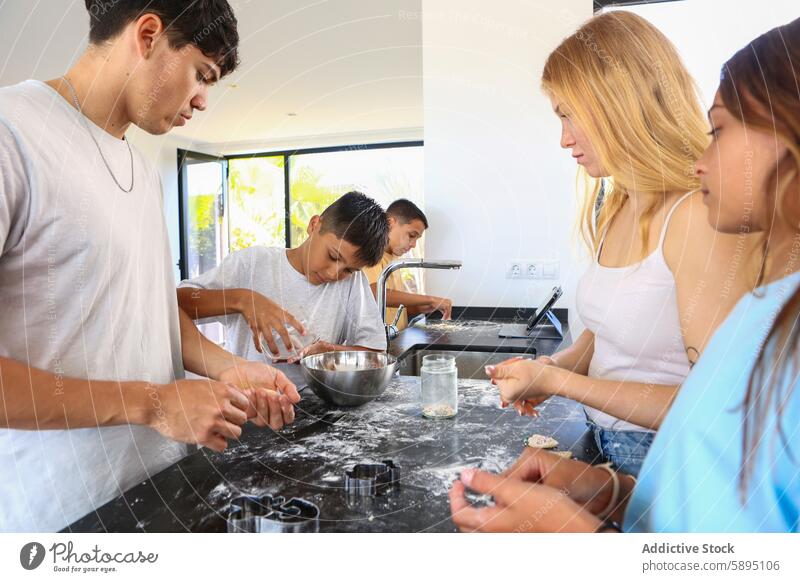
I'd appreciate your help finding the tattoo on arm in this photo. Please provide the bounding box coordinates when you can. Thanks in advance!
[686,346,700,368]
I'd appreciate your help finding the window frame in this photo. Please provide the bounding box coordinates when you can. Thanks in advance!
[177,140,424,280]
[177,149,229,281]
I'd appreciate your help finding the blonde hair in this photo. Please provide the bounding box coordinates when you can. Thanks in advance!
[542,11,709,255]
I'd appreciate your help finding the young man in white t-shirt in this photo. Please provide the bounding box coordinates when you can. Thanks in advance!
[178,192,388,361]
[0,1,299,532]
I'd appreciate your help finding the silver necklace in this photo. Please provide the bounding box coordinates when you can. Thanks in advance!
[61,76,134,193]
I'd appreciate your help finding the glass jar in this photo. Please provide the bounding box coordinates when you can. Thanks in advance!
[264,319,318,362]
[420,354,458,419]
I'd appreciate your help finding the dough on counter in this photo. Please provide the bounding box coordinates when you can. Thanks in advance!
[524,434,558,449]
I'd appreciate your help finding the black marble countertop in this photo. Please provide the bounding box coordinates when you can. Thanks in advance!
[66,313,599,533]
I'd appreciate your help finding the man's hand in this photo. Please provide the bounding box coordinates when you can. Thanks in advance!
[218,361,301,430]
[234,290,306,355]
[149,379,250,452]
[448,467,602,533]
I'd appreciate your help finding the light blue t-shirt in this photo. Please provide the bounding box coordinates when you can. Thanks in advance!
[625,271,800,532]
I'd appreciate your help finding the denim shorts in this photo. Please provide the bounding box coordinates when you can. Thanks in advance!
[586,421,655,477]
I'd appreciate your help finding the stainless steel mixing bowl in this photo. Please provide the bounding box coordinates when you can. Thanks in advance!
[300,351,398,407]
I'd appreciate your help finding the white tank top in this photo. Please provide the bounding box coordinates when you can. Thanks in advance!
[576,191,694,432]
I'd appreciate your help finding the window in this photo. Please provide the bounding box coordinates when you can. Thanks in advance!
[178,150,228,344]
[178,151,227,281]
[228,156,286,252]
[179,142,425,292]
[288,145,426,292]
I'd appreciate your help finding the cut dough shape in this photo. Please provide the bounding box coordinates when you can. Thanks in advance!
[525,434,558,449]
[551,450,573,459]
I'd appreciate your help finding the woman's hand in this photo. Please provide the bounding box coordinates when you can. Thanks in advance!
[500,448,618,515]
[448,467,602,533]
[486,356,558,415]
[234,290,306,356]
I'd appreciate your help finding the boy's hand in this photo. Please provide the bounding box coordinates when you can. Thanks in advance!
[286,341,337,364]
[234,290,306,355]
[419,295,453,319]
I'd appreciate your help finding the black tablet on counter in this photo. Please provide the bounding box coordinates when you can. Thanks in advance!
[498,286,563,339]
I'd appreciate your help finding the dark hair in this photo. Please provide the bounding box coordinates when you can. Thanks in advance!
[386,198,428,229]
[84,0,239,77]
[319,191,389,266]
[720,18,800,501]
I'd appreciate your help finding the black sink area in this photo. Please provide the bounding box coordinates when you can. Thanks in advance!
[396,344,536,379]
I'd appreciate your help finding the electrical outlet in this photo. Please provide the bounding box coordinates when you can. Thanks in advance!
[522,260,560,279]
[524,262,540,279]
[506,261,523,279]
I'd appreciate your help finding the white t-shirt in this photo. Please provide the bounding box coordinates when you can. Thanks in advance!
[180,246,387,360]
[0,80,186,532]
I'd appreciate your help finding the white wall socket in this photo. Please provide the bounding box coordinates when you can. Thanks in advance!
[506,261,524,279]
[527,261,560,279]
[507,260,560,280]
[524,262,539,279]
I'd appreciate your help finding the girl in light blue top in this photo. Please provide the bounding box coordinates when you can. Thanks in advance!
[449,17,800,533]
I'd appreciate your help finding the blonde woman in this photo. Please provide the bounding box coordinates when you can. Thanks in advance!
[453,17,800,532]
[488,11,756,475]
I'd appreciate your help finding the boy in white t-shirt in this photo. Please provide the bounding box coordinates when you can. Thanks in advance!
[178,191,389,361]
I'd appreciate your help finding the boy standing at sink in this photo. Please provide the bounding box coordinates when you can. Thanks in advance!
[364,199,454,332]
[178,191,389,361]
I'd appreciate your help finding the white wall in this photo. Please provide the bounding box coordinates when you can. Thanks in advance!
[421,0,593,319]
[609,0,799,110]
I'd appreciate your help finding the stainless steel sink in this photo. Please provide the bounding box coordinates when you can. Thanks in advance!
[396,346,536,379]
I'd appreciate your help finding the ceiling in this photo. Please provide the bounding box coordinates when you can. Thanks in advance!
[0,0,423,147]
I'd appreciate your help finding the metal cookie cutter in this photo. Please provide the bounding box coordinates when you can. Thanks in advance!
[344,460,401,497]
[227,494,320,533]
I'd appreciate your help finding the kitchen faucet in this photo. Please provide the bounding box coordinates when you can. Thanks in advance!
[376,258,463,345]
